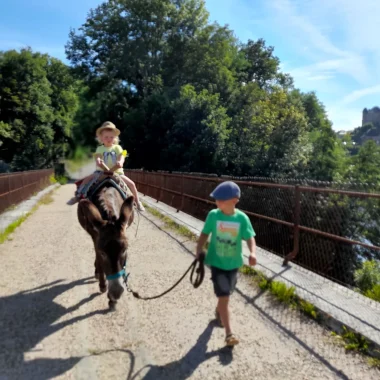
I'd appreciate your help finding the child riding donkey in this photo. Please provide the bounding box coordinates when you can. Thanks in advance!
[67,121,145,211]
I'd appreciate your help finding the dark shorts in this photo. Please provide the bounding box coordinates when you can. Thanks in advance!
[210,266,238,297]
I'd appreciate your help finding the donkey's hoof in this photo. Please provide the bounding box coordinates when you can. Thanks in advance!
[108,300,117,310]
[99,285,107,293]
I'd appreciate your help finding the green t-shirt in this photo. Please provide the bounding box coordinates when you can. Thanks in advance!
[202,209,256,270]
[95,144,124,175]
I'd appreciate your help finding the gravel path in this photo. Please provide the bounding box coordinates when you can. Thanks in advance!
[0,184,379,380]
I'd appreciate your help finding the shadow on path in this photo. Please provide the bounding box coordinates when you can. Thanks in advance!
[0,277,110,379]
[129,321,232,380]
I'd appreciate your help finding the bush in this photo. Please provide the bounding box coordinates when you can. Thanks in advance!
[354,260,380,293]
[365,284,380,302]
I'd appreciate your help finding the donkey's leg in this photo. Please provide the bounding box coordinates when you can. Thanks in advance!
[98,269,107,293]
[95,250,107,293]
[94,259,100,280]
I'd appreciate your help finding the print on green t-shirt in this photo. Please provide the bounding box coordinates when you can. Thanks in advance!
[202,209,256,271]
[95,144,124,175]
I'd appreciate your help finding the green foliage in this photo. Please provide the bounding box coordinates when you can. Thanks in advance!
[347,140,380,184]
[259,278,270,291]
[144,204,197,241]
[333,326,369,354]
[66,0,332,178]
[368,356,380,369]
[0,191,55,244]
[166,85,231,172]
[354,260,380,293]
[55,175,68,185]
[299,300,318,320]
[270,281,296,304]
[239,265,258,276]
[364,284,380,302]
[0,49,79,171]
[0,213,31,244]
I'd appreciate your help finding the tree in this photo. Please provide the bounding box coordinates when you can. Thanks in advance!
[238,39,292,90]
[0,49,78,170]
[227,87,311,177]
[66,0,209,98]
[165,84,230,172]
[348,140,380,184]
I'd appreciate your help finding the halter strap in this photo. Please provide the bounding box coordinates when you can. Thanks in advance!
[106,268,126,280]
[106,260,127,281]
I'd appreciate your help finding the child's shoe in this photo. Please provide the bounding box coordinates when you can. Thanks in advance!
[225,334,239,347]
[67,196,80,205]
[137,201,145,212]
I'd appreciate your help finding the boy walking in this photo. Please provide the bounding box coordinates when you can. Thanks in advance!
[196,181,257,346]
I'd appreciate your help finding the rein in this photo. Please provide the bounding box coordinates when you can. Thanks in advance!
[122,252,205,301]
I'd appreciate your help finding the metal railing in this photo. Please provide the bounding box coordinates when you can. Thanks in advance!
[125,170,380,289]
[0,169,54,214]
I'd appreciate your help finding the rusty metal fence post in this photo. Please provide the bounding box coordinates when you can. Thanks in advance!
[142,171,146,196]
[283,185,301,266]
[177,174,185,213]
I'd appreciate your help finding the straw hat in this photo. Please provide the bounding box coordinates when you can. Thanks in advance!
[96,121,120,137]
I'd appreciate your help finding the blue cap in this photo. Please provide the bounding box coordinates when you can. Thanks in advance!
[210,181,241,201]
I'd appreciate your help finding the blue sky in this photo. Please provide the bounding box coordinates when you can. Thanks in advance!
[1,0,379,131]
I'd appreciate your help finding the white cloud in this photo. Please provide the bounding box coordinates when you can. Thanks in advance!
[265,0,380,130]
[327,105,362,131]
[269,0,370,84]
[342,85,380,105]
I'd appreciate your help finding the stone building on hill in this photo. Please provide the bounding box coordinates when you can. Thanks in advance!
[362,107,380,126]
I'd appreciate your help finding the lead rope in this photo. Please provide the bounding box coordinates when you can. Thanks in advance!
[123,252,205,301]
[134,205,141,238]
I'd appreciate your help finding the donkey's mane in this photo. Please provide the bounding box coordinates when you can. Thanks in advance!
[93,184,124,222]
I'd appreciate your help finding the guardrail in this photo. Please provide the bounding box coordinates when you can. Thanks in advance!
[125,170,380,290]
[0,169,54,214]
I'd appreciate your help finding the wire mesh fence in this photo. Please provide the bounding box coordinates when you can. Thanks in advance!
[0,169,53,214]
[125,169,380,293]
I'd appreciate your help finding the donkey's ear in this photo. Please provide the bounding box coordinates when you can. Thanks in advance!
[78,199,105,234]
[118,196,134,229]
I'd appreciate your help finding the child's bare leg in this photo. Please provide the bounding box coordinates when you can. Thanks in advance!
[120,175,139,202]
[120,176,139,201]
[217,296,232,336]
[120,175,145,211]
[218,296,239,345]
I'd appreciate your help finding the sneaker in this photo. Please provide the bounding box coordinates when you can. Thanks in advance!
[67,196,79,205]
[137,201,145,212]
[225,334,239,347]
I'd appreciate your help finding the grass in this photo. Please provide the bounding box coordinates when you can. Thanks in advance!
[239,262,380,360]
[331,326,369,354]
[365,284,380,302]
[368,356,380,369]
[0,191,56,244]
[239,265,298,306]
[143,203,198,242]
[50,174,69,185]
[144,203,380,363]
[0,213,31,244]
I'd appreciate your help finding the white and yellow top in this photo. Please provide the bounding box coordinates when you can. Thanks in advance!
[95,144,127,175]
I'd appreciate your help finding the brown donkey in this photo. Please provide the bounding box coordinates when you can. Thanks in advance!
[77,183,134,308]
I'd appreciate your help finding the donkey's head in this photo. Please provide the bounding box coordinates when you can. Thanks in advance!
[78,195,134,304]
